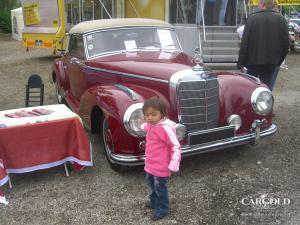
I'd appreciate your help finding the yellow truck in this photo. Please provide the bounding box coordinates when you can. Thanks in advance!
[21,0,66,53]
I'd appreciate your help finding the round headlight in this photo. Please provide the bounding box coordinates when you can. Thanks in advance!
[251,87,274,116]
[175,123,186,141]
[123,103,146,137]
[227,114,242,131]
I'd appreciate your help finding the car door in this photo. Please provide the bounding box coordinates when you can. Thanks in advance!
[64,34,88,102]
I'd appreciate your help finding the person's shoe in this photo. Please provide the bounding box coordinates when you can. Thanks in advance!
[150,213,168,221]
[145,201,155,209]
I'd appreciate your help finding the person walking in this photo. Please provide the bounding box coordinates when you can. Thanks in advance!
[237,0,289,90]
[219,0,228,25]
[141,97,181,221]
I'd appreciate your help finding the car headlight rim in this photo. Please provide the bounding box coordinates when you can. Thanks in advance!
[251,87,274,116]
[123,103,145,137]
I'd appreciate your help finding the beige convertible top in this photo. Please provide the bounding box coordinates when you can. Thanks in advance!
[69,18,172,34]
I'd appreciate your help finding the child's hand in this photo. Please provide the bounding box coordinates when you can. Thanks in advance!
[137,116,146,125]
[168,162,179,173]
[136,118,143,129]
[138,117,147,132]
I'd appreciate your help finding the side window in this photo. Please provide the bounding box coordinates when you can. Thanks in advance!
[68,34,86,59]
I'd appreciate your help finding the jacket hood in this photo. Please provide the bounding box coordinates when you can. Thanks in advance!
[158,118,176,128]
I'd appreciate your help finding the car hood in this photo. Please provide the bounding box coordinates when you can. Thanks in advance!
[86,51,200,81]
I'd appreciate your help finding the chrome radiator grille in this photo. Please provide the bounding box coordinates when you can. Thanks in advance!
[177,79,219,132]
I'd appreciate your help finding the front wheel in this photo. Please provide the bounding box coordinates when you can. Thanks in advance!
[101,117,133,172]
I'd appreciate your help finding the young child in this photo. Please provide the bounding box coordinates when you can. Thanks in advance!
[141,97,181,221]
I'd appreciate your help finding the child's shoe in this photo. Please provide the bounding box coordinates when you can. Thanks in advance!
[145,201,155,209]
[150,212,168,221]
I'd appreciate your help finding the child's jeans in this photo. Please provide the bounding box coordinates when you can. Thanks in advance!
[145,172,169,217]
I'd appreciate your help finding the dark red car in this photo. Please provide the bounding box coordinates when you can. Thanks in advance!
[53,18,276,171]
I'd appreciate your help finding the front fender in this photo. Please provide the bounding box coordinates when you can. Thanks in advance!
[79,84,162,155]
[217,72,272,133]
[79,83,170,126]
[80,84,141,124]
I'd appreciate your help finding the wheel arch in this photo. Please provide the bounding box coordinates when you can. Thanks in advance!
[90,105,104,134]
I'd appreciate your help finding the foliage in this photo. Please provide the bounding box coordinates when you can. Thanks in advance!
[0,0,21,33]
[0,12,12,33]
[282,5,300,16]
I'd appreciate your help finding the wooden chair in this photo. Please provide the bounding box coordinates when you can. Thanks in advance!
[25,74,44,107]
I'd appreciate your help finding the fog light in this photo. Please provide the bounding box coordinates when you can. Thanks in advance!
[227,114,242,131]
[175,123,186,141]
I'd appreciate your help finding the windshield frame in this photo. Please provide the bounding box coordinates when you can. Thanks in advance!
[83,26,182,60]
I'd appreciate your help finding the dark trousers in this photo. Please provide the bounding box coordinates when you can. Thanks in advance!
[270,66,280,91]
[246,65,276,90]
[146,172,169,217]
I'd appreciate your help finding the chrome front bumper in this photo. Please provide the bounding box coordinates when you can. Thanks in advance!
[108,124,277,166]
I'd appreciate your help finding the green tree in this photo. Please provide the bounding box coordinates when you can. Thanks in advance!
[0,0,21,33]
[282,5,300,17]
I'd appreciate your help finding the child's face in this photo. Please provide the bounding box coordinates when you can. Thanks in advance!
[144,107,163,125]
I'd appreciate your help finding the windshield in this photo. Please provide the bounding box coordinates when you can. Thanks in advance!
[84,27,181,58]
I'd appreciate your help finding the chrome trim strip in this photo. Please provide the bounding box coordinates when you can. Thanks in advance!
[179,87,218,92]
[180,103,217,109]
[237,72,261,84]
[180,95,218,101]
[84,65,169,84]
[106,124,277,166]
[115,84,138,101]
[181,113,208,117]
[182,120,216,125]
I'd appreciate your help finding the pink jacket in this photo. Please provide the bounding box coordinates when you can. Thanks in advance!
[141,118,181,177]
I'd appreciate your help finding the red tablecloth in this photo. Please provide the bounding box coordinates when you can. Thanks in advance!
[0,117,92,174]
[0,105,93,196]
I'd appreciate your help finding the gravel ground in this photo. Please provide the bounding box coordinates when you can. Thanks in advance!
[0,33,299,225]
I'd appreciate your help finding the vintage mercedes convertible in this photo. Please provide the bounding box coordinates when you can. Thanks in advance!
[52,18,277,171]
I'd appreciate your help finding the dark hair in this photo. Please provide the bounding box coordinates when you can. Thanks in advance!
[142,97,167,117]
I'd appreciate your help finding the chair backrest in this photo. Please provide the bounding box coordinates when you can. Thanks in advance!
[25,74,44,107]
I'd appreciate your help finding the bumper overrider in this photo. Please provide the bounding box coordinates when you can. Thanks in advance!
[107,123,277,166]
